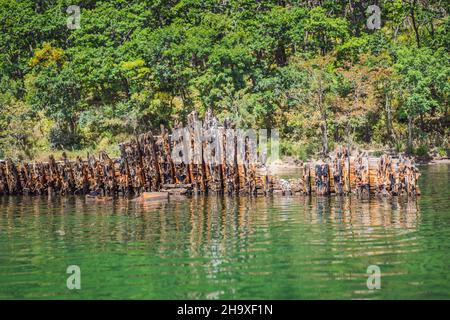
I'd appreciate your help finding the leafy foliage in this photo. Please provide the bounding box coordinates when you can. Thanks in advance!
[0,0,448,159]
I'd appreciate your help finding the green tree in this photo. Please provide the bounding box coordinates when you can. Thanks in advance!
[395,46,449,153]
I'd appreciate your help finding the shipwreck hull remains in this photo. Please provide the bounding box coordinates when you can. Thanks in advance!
[276,153,420,197]
[0,113,420,198]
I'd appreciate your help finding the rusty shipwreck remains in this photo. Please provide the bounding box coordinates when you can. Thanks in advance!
[0,112,421,198]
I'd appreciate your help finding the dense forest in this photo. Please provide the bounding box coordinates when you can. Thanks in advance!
[0,0,448,161]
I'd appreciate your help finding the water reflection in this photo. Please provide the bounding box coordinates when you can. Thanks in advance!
[0,164,448,299]
[0,194,421,260]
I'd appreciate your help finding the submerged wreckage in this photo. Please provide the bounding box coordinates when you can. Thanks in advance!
[0,111,420,198]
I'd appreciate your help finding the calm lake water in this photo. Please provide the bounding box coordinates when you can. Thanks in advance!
[0,164,449,299]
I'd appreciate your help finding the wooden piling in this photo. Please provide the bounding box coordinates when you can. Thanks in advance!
[0,111,421,198]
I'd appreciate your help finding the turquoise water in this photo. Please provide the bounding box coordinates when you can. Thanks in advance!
[0,164,449,299]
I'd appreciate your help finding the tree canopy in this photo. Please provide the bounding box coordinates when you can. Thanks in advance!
[0,0,449,160]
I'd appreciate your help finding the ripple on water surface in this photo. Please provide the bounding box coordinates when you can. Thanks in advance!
[0,164,449,299]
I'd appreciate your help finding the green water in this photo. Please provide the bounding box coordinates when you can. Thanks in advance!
[0,164,449,299]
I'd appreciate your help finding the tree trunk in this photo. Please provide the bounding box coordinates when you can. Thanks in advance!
[385,93,396,142]
[407,114,413,154]
[275,43,287,66]
[410,0,421,47]
[321,121,329,156]
[319,91,328,156]
[346,119,352,151]
[429,18,435,37]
